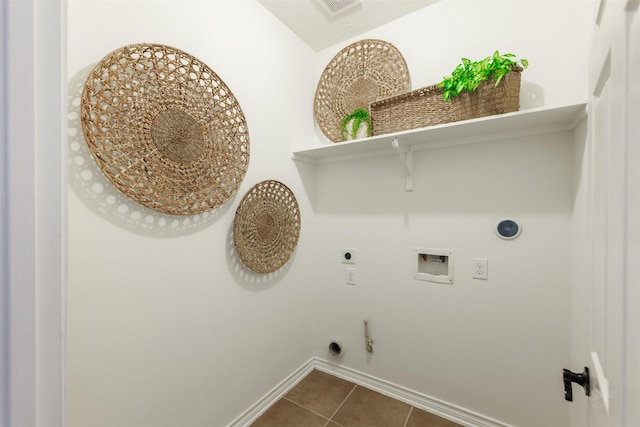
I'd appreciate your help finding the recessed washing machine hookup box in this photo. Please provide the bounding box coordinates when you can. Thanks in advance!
[413,248,454,284]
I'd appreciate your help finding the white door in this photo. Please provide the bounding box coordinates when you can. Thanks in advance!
[586,0,639,425]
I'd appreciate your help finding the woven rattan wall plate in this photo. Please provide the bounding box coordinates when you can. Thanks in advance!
[314,39,411,143]
[233,180,301,274]
[80,43,250,215]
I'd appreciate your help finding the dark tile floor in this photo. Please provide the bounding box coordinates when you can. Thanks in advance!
[250,369,463,427]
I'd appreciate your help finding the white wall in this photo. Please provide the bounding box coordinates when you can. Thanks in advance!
[67,0,591,426]
[306,1,590,426]
[66,1,317,425]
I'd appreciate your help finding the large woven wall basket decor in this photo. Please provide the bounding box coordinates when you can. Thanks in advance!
[314,39,411,143]
[233,180,301,274]
[80,43,250,215]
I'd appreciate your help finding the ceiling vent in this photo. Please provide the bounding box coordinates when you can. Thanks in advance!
[315,0,362,17]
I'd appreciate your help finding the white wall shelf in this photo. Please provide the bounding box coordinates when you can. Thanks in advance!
[291,102,588,165]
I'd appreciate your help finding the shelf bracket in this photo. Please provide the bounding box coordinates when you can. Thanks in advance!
[392,137,414,191]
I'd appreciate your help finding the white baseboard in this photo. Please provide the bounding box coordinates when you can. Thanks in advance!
[312,358,511,427]
[228,357,512,427]
[227,359,316,427]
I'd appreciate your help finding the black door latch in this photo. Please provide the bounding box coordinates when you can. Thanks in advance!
[563,367,590,401]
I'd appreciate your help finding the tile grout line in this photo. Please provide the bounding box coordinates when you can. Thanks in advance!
[255,369,466,427]
[402,406,414,427]
[325,383,358,426]
[282,397,332,425]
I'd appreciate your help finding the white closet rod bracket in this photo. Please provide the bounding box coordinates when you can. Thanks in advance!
[392,137,414,191]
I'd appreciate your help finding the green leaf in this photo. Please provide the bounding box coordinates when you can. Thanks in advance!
[439,51,529,100]
[340,108,372,141]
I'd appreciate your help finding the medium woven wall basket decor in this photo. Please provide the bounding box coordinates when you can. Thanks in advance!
[80,43,250,215]
[314,39,411,143]
[233,180,301,274]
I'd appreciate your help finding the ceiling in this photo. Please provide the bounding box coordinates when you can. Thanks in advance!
[257,0,441,52]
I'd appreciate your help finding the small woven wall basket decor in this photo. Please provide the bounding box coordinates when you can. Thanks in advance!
[314,39,411,143]
[80,43,250,215]
[233,180,301,274]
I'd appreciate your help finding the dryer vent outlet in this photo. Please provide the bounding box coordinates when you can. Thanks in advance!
[329,340,344,357]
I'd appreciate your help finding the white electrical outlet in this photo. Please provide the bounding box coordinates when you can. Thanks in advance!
[472,258,488,280]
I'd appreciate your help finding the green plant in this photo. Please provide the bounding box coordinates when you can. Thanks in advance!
[340,108,372,141]
[437,51,529,101]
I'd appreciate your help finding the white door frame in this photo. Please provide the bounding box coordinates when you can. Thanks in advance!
[623,2,640,424]
[0,0,67,425]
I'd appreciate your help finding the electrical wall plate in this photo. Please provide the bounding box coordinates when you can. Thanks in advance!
[472,258,488,280]
[341,248,356,264]
[413,248,454,284]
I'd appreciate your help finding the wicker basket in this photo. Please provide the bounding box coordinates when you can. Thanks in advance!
[370,84,454,136]
[452,67,522,121]
[371,68,522,136]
